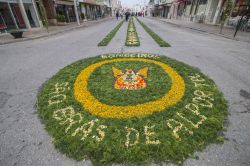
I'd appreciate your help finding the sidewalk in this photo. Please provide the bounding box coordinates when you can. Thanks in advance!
[0,17,114,45]
[149,17,250,43]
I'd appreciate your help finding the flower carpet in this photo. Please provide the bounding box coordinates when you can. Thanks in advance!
[98,20,125,46]
[136,17,170,47]
[37,53,227,165]
[125,18,140,46]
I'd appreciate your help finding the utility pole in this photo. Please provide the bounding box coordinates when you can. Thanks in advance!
[74,0,80,25]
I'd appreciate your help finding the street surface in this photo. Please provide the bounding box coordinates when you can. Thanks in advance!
[0,17,250,166]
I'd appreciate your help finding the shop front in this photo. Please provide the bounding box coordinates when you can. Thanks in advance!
[162,3,172,18]
[80,0,101,20]
[41,0,77,25]
[102,5,111,17]
[157,0,173,18]
[170,0,186,19]
[182,0,208,21]
[154,5,162,17]
[55,0,76,23]
[0,0,41,32]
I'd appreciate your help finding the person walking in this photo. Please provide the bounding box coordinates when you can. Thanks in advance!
[241,15,249,31]
[95,11,98,20]
[125,11,130,22]
[116,12,119,20]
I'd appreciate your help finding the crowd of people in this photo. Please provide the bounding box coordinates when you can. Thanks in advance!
[116,11,145,22]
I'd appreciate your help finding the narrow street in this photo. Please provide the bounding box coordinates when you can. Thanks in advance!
[0,17,250,166]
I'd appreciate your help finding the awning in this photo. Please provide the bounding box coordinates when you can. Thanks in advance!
[82,0,99,5]
[160,0,173,4]
[0,0,33,3]
[162,3,172,6]
[173,0,187,4]
[0,0,17,3]
[56,0,74,5]
[96,0,104,5]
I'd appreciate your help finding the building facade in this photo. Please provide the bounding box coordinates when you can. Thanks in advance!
[110,0,117,16]
[102,0,112,17]
[180,0,215,22]
[41,0,77,24]
[111,0,122,16]
[159,0,173,18]
[79,0,101,20]
[180,0,249,24]
[153,0,250,26]
[79,0,112,20]
[0,0,42,32]
[147,0,156,16]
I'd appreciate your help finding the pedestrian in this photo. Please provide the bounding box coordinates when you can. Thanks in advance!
[116,12,119,20]
[95,11,98,20]
[125,11,130,22]
[240,15,249,31]
[120,13,123,19]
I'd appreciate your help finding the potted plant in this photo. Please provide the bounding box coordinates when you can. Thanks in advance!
[80,13,85,20]
[56,14,66,25]
[81,13,87,22]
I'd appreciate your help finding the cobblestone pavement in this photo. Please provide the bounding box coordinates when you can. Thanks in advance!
[0,17,250,166]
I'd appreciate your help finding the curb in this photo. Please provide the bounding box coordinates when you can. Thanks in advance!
[146,17,250,43]
[0,18,113,46]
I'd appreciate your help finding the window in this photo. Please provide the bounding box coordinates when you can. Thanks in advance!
[199,0,207,5]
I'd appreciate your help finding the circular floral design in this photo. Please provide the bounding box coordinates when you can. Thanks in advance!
[87,61,171,106]
[74,58,185,118]
[37,53,227,166]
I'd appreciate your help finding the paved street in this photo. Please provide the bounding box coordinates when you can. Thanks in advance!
[149,17,250,43]
[0,18,112,45]
[0,17,250,166]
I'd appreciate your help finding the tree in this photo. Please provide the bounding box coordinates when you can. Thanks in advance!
[38,0,49,32]
[220,0,233,34]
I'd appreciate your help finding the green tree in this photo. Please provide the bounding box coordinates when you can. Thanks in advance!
[220,0,233,33]
[38,0,49,32]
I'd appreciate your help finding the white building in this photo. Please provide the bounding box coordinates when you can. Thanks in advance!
[177,0,228,24]
[153,0,247,25]
[101,0,112,17]
[111,0,122,16]
[147,0,156,16]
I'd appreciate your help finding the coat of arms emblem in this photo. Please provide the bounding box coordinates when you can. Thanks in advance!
[112,67,148,90]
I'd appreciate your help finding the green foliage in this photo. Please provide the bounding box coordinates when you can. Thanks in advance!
[98,20,125,46]
[38,0,48,30]
[37,53,228,166]
[221,0,233,22]
[56,14,66,22]
[136,17,171,47]
[80,13,85,20]
[220,0,233,33]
